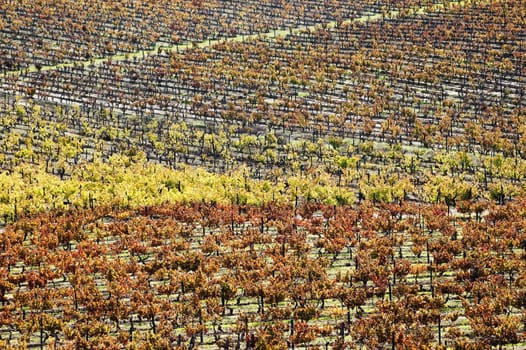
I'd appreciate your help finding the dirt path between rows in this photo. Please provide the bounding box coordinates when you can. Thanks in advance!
[1,0,477,78]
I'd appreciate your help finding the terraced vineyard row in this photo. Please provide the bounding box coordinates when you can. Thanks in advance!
[2,97,526,223]
[0,0,446,72]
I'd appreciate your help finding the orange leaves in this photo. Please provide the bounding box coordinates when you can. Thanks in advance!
[1,198,526,347]
[337,286,366,310]
[290,320,319,345]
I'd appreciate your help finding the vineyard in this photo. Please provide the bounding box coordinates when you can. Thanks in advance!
[1,200,525,349]
[0,0,525,348]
